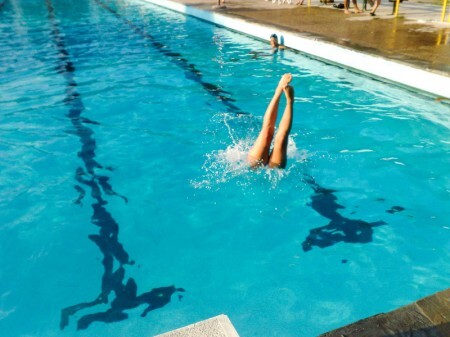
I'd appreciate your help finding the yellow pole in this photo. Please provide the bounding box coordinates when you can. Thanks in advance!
[394,0,401,17]
[308,0,311,6]
[436,30,443,46]
[441,0,448,22]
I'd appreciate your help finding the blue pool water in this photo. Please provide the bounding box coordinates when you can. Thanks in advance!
[1,0,449,336]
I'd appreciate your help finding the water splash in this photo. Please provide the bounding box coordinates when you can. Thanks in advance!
[191,133,308,190]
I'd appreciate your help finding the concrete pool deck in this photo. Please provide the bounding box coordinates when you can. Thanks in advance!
[319,287,450,337]
[144,0,450,99]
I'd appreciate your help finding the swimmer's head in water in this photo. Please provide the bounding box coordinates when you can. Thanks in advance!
[270,34,278,47]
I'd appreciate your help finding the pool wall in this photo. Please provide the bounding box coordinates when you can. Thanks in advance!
[142,0,450,99]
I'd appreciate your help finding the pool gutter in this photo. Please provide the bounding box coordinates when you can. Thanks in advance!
[141,0,450,100]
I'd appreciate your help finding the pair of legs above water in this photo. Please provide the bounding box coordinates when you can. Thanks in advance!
[248,73,295,169]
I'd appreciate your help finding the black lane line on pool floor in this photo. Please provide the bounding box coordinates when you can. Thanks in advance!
[45,0,184,331]
[95,0,247,115]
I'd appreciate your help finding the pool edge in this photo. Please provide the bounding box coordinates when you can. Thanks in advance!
[141,0,450,100]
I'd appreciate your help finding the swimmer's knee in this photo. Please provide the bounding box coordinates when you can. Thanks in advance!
[248,154,265,168]
[268,160,285,169]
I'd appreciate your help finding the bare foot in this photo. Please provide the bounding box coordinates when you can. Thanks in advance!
[344,9,351,14]
[277,73,293,91]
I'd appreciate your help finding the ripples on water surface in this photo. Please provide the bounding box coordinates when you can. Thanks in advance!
[0,0,449,336]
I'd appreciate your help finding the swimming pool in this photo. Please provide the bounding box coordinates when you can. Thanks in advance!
[0,0,449,336]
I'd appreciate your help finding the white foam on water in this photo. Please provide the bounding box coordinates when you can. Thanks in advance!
[0,308,16,321]
[340,149,374,153]
[191,134,308,190]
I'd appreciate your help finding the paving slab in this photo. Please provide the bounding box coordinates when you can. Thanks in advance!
[319,288,450,337]
[416,288,450,326]
[155,315,240,337]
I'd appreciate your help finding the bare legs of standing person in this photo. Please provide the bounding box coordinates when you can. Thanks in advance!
[344,0,362,13]
[369,0,381,15]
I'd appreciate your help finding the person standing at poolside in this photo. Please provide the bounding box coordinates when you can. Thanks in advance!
[368,0,381,16]
[248,73,294,169]
[344,0,362,14]
[214,0,226,9]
